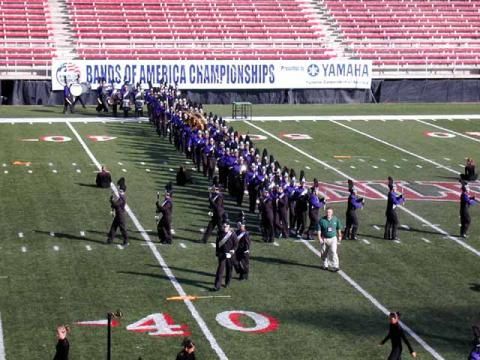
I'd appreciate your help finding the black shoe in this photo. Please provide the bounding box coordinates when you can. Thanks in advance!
[351,237,358,240]
[122,242,129,247]
[330,267,340,273]
[211,287,220,292]
[320,265,328,271]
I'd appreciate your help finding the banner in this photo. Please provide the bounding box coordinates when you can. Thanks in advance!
[51,59,372,91]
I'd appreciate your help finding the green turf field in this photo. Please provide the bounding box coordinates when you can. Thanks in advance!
[0,104,479,359]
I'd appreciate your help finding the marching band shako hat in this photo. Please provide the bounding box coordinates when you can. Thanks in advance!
[165,181,173,196]
[388,176,394,190]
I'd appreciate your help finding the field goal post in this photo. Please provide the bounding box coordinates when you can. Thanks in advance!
[232,101,252,120]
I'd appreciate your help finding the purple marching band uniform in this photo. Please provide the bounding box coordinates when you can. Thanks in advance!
[384,186,405,241]
[344,191,364,240]
[460,184,476,238]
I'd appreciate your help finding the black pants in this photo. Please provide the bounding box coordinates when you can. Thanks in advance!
[276,210,289,238]
[73,95,86,108]
[202,215,223,243]
[262,213,274,242]
[384,210,399,240]
[248,186,258,213]
[461,210,471,236]
[235,254,249,279]
[96,98,108,112]
[288,201,296,232]
[387,345,402,360]
[63,98,74,114]
[345,210,359,239]
[295,209,307,235]
[214,256,232,289]
[157,219,172,244]
[307,208,320,238]
[107,215,128,244]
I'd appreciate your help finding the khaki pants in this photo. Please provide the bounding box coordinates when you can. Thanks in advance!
[320,236,339,269]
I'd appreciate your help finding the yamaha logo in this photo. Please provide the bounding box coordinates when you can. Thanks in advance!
[307,64,320,77]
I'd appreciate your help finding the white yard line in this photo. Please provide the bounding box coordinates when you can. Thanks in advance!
[362,239,370,245]
[229,114,480,122]
[416,119,480,144]
[422,238,431,244]
[244,120,480,258]
[66,121,228,360]
[0,117,149,124]
[0,312,5,360]
[373,225,381,231]
[330,120,458,175]
[301,240,444,360]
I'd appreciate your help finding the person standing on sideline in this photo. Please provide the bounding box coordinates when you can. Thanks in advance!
[317,207,342,272]
[460,181,476,238]
[213,222,237,291]
[379,312,416,360]
[53,325,70,360]
[384,177,405,241]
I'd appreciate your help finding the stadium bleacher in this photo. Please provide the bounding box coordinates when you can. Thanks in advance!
[324,0,480,71]
[0,0,55,71]
[67,0,334,61]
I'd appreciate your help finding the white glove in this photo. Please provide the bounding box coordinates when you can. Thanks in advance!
[229,250,235,254]
[244,250,249,254]
[226,253,232,259]
[110,210,115,217]
[208,211,213,217]
[154,215,160,222]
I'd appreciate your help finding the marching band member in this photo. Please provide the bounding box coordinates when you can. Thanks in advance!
[344,179,365,240]
[259,188,275,243]
[384,176,405,241]
[294,176,309,238]
[62,82,74,114]
[306,187,326,240]
[201,186,225,243]
[234,221,251,280]
[213,222,237,291]
[274,185,289,239]
[96,78,109,113]
[156,185,173,244]
[107,188,129,246]
[202,137,216,180]
[460,180,476,238]
[460,157,478,182]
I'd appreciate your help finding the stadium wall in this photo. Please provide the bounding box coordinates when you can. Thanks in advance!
[1,79,480,105]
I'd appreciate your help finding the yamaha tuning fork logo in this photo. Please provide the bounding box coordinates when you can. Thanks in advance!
[55,62,81,87]
[307,63,320,77]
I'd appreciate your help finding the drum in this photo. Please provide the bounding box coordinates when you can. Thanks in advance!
[70,83,82,97]
[135,100,144,109]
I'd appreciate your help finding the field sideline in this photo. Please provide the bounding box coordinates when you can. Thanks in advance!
[0,103,479,359]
